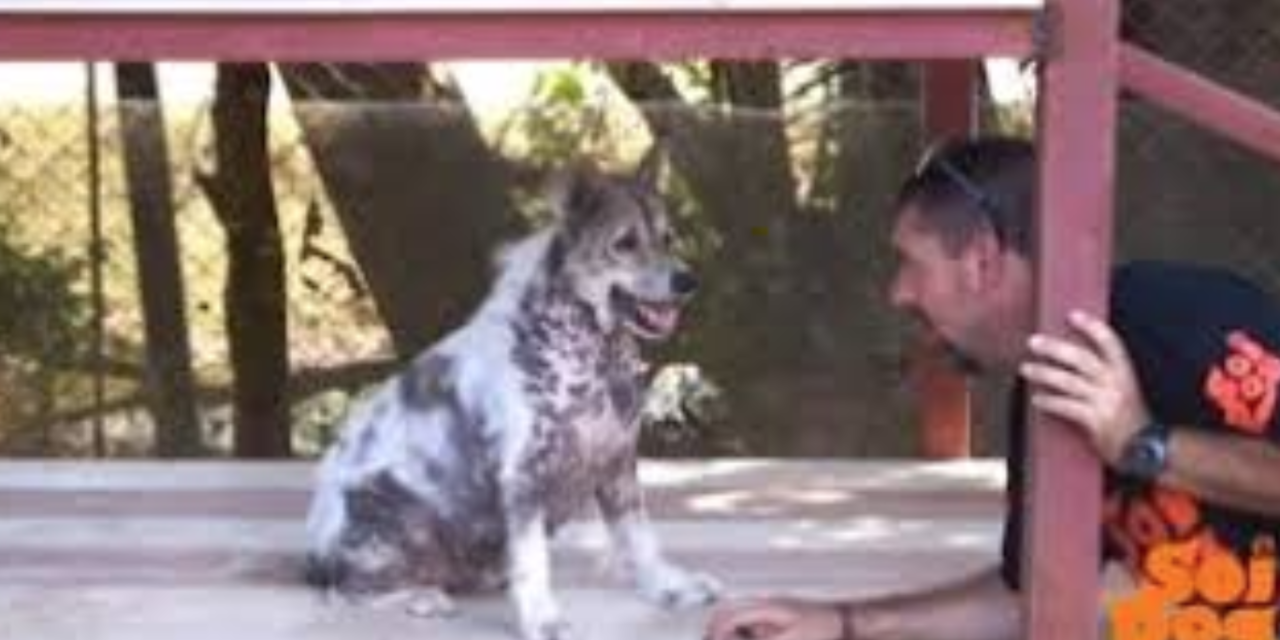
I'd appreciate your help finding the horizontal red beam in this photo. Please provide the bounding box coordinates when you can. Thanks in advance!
[0,11,1035,60]
[1120,43,1280,168]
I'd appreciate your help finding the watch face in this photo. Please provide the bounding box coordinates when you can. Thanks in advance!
[1123,433,1167,479]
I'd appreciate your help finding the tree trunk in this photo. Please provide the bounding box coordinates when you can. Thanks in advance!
[197,63,292,458]
[114,62,202,457]
[606,61,797,275]
[277,63,519,356]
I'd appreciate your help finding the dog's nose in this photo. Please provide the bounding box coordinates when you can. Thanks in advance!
[671,270,699,297]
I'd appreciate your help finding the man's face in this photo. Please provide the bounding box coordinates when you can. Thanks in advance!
[888,204,992,373]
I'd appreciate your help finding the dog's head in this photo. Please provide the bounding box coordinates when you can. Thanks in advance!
[544,150,696,342]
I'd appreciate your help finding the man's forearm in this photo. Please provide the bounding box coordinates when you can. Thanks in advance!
[846,567,1021,640]
[1162,429,1280,517]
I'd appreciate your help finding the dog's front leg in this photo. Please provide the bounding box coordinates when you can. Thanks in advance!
[506,502,571,640]
[596,455,721,609]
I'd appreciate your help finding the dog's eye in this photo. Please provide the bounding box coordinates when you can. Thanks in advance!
[613,231,640,253]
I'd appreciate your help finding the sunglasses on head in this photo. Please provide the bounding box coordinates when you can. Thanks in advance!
[913,143,1009,242]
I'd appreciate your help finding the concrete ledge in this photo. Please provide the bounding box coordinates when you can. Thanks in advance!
[0,459,1006,640]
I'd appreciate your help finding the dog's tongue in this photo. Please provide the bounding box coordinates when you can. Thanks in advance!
[639,303,680,336]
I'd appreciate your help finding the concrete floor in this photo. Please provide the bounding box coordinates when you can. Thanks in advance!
[0,459,1006,640]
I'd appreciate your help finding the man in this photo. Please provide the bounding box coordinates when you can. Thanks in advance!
[706,136,1280,640]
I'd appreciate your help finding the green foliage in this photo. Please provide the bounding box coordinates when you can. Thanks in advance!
[0,213,90,452]
[0,220,88,370]
[512,64,595,167]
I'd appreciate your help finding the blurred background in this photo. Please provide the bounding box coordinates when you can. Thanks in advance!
[1,0,1278,459]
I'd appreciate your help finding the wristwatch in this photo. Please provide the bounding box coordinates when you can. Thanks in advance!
[1116,421,1171,480]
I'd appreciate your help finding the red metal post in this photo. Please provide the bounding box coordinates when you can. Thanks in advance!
[916,59,977,459]
[1026,1,1118,639]
[924,60,978,136]
[1120,43,1280,169]
[0,11,1037,61]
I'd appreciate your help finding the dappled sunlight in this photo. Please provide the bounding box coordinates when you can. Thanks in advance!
[765,517,899,551]
[643,458,1005,526]
[813,459,1007,491]
[935,530,996,548]
[775,488,852,505]
[765,516,1000,552]
[548,514,1001,556]
[818,517,925,544]
[3,458,1006,639]
[637,458,775,488]
[640,458,1005,492]
[683,486,854,516]
[684,489,759,515]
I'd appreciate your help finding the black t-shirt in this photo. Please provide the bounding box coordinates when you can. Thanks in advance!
[1001,261,1280,594]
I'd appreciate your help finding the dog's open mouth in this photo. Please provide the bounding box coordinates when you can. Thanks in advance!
[610,286,681,340]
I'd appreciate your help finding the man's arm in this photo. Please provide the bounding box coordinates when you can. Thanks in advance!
[1022,310,1280,517]
[847,566,1020,640]
[1162,428,1280,517]
[706,565,1021,640]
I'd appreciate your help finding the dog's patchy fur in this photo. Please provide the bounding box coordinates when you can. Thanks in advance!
[305,155,719,640]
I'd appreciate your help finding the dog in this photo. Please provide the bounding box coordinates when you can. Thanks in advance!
[304,152,720,640]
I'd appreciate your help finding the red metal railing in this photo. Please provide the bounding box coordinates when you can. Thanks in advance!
[0,9,1036,60]
[16,3,1280,640]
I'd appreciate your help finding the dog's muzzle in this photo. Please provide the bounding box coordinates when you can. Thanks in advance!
[610,273,695,341]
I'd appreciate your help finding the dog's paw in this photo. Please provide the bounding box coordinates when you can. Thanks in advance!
[521,616,575,640]
[404,589,458,618]
[515,591,573,640]
[637,564,722,610]
[360,588,458,618]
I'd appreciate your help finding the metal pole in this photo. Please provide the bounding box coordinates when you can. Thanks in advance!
[85,61,107,458]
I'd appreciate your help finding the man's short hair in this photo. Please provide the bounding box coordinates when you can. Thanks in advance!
[896,136,1036,257]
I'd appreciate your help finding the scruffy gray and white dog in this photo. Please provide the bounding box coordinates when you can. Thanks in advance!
[304,152,720,640]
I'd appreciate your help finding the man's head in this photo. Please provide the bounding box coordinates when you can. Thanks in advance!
[888,136,1037,373]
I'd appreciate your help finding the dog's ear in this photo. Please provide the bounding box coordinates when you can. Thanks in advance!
[543,162,605,276]
[546,160,607,226]
[634,139,666,191]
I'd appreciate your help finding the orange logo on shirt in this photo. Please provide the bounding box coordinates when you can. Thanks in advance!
[1204,331,1280,435]
[1106,487,1205,576]
[1108,535,1277,640]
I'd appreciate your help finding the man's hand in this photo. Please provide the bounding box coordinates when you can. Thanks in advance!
[705,597,846,640]
[1020,310,1152,465]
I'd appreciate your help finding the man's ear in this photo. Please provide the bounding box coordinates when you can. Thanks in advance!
[964,228,1006,290]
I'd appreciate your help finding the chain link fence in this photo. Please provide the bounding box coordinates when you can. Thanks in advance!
[1116,0,1280,291]
[0,63,394,456]
[2,9,1278,460]
[0,61,936,459]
